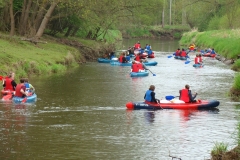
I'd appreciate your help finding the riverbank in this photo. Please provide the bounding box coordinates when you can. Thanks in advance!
[0,33,116,81]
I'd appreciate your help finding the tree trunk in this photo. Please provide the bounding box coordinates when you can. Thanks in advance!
[9,0,15,36]
[169,0,172,25]
[34,1,48,32]
[35,2,58,39]
[162,0,165,28]
[64,26,73,37]
[18,0,27,35]
[20,0,32,35]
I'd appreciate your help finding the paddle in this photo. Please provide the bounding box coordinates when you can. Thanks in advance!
[167,52,175,58]
[157,102,163,109]
[185,56,191,64]
[147,69,156,76]
[165,95,179,100]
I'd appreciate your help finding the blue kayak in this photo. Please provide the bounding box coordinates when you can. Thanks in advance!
[174,56,188,60]
[12,93,37,104]
[110,61,157,66]
[193,64,204,68]
[130,71,149,77]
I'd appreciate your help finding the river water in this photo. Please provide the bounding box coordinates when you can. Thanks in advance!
[0,39,239,160]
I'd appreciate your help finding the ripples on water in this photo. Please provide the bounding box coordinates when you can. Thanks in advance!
[0,51,239,160]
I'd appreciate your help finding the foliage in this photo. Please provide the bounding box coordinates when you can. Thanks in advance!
[211,142,228,158]
[232,73,240,90]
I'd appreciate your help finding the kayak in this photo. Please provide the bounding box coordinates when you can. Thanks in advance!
[130,71,149,77]
[110,61,158,66]
[126,99,220,110]
[193,64,204,68]
[202,53,216,58]
[12,93,37,104]
[98,58,118,63]
[174,56,187,60]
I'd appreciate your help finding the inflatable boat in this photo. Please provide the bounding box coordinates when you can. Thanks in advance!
[193,64,204,68]
[126,99,219,110]
[12,93,37,104]
[130,71,149,77]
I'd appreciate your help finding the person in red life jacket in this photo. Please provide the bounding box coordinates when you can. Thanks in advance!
[194,54,200,64]
[175,48,181,56]
[15,78,28,98]
[179,84,197,103]
[134,53,141,62]
[144,85,160,103]
[131,61,139,72]
[3,72,17,92]
[118,52,128,63]
[180,48,187,57]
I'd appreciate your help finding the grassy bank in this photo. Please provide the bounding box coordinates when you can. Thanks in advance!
[0,33,117,81]
[180,29,240,159]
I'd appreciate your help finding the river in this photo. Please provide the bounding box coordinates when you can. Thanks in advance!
[0,38,239,160]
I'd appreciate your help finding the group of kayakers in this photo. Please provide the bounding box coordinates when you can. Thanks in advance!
[144,84,198,104]
[1,72,35,100]
[174,48,188,58]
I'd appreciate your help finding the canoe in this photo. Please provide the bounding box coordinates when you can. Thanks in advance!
[126,99,220,110]
[130,71,149,77]
[12,93,37,104]
[110,61,157,66]
[193,64,204,68]
[98,58,118,63]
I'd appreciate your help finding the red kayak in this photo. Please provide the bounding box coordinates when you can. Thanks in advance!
[126,99,220,110]
[202,53,216,58]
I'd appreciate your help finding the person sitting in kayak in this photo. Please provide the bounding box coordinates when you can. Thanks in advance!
[175,48,181,56]
[180,48,187,58]
[15,78,28,98]
[179,84,197,103]
[194,54,200,64]
[2,72,17,93]
[144,85,160,103]
[118,52,128,63]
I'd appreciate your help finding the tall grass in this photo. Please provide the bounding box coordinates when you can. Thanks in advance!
[211,142,228,159]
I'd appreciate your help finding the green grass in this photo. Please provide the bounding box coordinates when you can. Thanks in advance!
[211,142,228,158]
[0,33,94,81]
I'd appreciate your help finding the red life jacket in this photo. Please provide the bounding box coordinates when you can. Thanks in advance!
[175,50,180,56]
[181,51,187,57]
[132,64,139,72]
[137,63,144,70]
[119,55,123,63]
[135,55,140,61]
[4,77,14,91]
[15,84,25,97]
[180,89,189,103]
[194,57,199,64]
[199,57,202,62]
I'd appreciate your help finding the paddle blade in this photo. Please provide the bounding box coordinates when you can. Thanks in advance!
[153,74,156,76]
[167,55,172,58]
[185,61,191,64]
[21,97,27,103]
[0,76,3,81]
